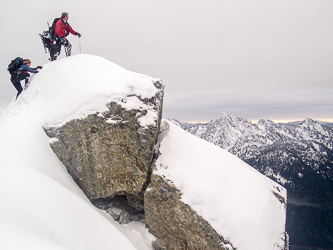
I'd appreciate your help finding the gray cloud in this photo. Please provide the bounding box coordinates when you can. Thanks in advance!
[0,0,332,122]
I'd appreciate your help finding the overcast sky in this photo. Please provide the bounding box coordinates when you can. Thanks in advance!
[1,0,332,123]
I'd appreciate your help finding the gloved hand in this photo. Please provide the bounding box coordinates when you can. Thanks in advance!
[37,66,43,69]
[76,32,81,38]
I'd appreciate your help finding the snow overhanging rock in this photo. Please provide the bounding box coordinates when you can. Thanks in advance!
[0,54,159,250]
[33,55,288,250]
[44,74,164,221]
[36,54,164,224]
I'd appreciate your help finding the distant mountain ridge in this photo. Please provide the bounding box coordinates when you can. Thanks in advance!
[279,120,333,129]
[169,113,333,250]
[166,118,204,130]
[185,113,333,182]
[316,121,333,129]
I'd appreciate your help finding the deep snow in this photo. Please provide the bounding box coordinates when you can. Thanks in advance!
[0,55,158,250]
[0,54,287,250]
[154,120,287,250]
[1,54,160,128]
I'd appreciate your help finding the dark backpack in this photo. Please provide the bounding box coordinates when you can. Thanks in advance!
[39,18,61,53]
[7,57,24,74]
[49,18,60,41]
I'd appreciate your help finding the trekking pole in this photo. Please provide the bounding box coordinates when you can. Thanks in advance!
[79,37,82,54]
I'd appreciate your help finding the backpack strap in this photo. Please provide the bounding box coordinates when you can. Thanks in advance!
[61,19,70,36]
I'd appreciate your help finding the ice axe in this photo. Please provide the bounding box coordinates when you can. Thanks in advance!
[79,37,82,54]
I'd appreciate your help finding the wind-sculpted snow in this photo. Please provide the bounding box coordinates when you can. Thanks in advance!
[1,54,162,128]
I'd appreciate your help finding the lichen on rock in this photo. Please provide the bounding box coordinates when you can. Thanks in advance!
[40,54,287,250]
[145,174,234,250]
[44,80,164,207]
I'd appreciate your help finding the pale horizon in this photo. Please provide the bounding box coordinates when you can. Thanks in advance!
[183,117,333,124]
[0,1,332,123]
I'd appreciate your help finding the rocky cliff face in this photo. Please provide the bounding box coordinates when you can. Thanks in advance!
[45,81,164,216]
[144,122,235,250]
[45,101,289,250]
[42,56,287,250]
[145,175,231,250]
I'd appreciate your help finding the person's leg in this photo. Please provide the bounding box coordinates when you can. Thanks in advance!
[62,38,72,57]
[23,73,31,90]
[50,46,57,61]
[11,73,30,98]
[50,39,62,61]
[50,45,60,61]
[11,75,23,99]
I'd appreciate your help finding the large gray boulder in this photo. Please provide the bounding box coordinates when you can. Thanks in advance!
[145,174,233,250]
[41,55,287,250]
[45,81,164,204]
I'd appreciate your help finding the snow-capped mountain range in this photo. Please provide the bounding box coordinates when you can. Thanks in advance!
[168,113,333,250]
[184,112,333,184]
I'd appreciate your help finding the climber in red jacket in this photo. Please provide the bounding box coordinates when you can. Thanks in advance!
[50,12,81,61]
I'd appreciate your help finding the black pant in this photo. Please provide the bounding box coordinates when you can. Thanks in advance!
[11,73,29,99]
[50,37,72,61]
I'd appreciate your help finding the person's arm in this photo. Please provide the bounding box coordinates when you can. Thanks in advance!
[55,19,63,37]
[21,65,38,74]
[67,24,77,36]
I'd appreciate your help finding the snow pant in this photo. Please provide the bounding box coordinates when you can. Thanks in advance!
[11,72,30,99]
[50,37,72,61]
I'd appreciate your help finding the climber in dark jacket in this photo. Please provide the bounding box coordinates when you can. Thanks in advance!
[50,12,81,61]
[10,59,42,99]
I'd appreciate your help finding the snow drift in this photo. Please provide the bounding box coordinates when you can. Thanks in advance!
[0,54,158,250]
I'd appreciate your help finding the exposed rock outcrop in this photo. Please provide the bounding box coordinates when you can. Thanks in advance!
[42,56,287,250]
[45,81,164,210]
[145,174,234,250]
[144,122,234,250]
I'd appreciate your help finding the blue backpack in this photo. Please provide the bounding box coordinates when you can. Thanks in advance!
[7,57,24,75]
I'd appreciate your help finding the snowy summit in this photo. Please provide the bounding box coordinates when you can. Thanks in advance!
[0,54,287,250]
[0,54,160,250]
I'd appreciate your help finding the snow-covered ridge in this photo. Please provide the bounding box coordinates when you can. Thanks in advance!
[153,120,287,250]
[1,54,163,128]
[179,112,333,249]
[184,112,333,180]
[0,55,161,250]
[0,56,287,250]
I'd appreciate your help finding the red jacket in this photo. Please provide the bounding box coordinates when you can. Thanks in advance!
[54,18,77,38]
